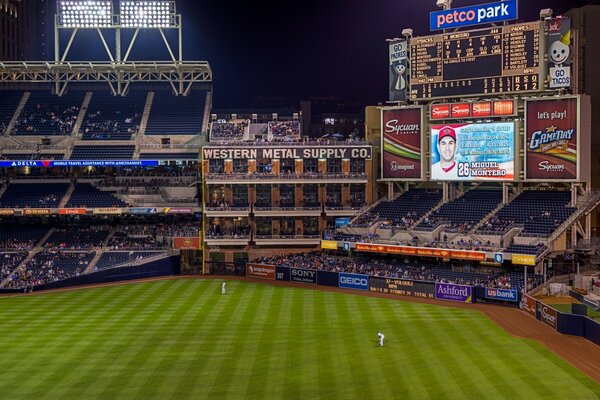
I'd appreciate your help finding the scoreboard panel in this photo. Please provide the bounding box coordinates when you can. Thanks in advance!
[410,21,543,100]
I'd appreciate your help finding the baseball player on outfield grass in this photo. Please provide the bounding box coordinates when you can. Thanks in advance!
[221,281,226,294]
[377,331,385,347]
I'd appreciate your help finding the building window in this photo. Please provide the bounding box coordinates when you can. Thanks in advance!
[255,185,271,207]
[233,158,247,173]
[302,184,319,207]
[209,159,224,173]
[327,159,342,173]
[279,184,295,207]
[233,186,248,207]
[350,159,365,174]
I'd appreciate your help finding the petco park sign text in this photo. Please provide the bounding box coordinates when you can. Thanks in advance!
[203,146,372,160]
[430,0,517,31]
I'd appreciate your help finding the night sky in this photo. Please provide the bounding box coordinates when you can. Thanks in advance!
[63,0,600,107]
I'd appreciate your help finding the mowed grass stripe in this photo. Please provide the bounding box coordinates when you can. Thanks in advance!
[312,290,339,398]
[0,282,154,400]
[39,282,170,400]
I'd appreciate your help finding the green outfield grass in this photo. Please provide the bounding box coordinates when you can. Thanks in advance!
[0,279,599,400]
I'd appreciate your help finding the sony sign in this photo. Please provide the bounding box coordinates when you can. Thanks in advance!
[290,268,317,284]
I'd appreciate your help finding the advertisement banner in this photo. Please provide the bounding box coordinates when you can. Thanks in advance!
[23,209,52,215]
[339,273,369,291]
[203,146,372,160]
[512,254,536,266]
[547,18,571,88]
[58,208,86,215]
[164,207,194,214]
[431,123,515,181]
[129,207,158,214]
[431,100,516,120]
[94,208,123,215]
[525,97,578,181]
[173,237,201,250]
[485,288,518,302]
[369,277,435,299]
[522,294,537,317]
[389,39,408,102]
[276,266,290,281]
[290,267,317,284]
[381,107,423,180]
[246,264,276,280]
[0,209,15,215]
[320,240,338,250]
[537,302,558,330]
[355,243,486,262]
[430,0,518,31]
[435,283,473,303]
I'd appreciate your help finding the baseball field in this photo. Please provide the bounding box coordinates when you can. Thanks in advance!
[1,278,599,399]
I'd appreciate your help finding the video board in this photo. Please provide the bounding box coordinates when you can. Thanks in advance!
[410,21,543,100]
[430,122,515,181]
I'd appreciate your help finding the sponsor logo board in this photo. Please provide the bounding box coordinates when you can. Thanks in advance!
[435,283,472,303]
[355,243,485,262]
[320,240,338,250]
[164,207,194,214]
[94,208,122,215]
[59,208,86,215]
[0,209,15,215]
[537,302,558,329]
[430,0,518,31]
[512,254,536,266]
[173,237,201,250]
[522,294,537,317]
[23,209,51,215]
[203,146,372,160]
[246,264,276,280]
[290,267,317,284]
[339,273,369,291]
[485,288,518,302]
[381,107,423,180]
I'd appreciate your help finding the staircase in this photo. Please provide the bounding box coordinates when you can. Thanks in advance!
[5,91,30,135]
[546,191,600,244]
[58,183,75,208]
[0,182,8,198]
[138,91,154,136]
[84,250,104,274]
[72,91,92,136]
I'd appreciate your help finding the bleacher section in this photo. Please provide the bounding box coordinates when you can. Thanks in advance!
[482,190,576,237]
[65,183,127,208]
[417,190,502,232]
[2,153,65,160]
[44,228,109,249]
[0,91,24,134]
[5,251,95,289]
[352,189,441,229]
[81,91,146,140]
[504,243,546,255]
[95,251,166,270]
[145,91,207,135]
[12,91,84,136]
[69,145,135,160]
[139,153,198,160]
[0,182,69,208]
[0,226,49,249]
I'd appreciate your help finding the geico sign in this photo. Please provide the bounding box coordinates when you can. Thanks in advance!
[340,277,368,286]
[292,269,315,278]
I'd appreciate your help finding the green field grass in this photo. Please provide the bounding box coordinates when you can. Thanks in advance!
[549,303,600,322]
[0,279,599,399]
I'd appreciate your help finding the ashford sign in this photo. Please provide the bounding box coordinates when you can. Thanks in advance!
[203,146,372,160]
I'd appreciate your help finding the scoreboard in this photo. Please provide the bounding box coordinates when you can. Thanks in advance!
[410,21,543,100]
[369,277,434,299]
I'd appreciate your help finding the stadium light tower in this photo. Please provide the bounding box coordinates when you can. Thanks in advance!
[55,0,183,63]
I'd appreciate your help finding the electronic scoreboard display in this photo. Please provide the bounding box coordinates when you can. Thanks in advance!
[410,21,543,100]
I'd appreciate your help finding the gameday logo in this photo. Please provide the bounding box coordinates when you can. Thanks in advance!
[529,127,574,151]
[430,0,517,31]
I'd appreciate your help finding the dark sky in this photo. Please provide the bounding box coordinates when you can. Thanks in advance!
[64,0,599,107]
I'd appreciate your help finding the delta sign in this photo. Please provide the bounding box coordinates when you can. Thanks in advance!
[430,0,518,31]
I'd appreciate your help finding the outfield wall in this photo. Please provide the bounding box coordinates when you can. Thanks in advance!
[0,256,180,294]
[520,293,600,348]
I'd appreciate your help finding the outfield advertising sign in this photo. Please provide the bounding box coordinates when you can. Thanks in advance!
[485,288,518,302]
[276,266,290,281]
[339,273,369,291]
[430,0,518,31]
[369,277,435,299]
[525,97,578,181]
[431,123,515,181]
[246,264,276,280]
[290,268,317,284]
[381,107,423,180]
[537,302,558,330]
[522,294,537,317]
[435,283,472,303]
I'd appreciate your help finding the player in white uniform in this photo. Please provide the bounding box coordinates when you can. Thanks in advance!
[221,281,226,294]
[377,331,385,347]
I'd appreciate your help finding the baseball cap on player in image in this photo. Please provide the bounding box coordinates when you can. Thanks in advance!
[438,126,456,142]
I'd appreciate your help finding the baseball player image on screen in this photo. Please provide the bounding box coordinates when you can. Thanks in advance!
[431,126,458,179]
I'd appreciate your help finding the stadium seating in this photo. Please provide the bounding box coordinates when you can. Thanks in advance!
[12,91,84,136]
[0,252,27,283]
[483,190,576,237]
[210,121,248,140]
[95,251,166,270]
[44,227,109,249]
[80,91,146,140]
[352,189,441,229]
[504,243,546,255]
[0,91,24,134]
[65,183,127,208]
[1,153,64,160]
[139,153,198,160]
[145,90,207,135]
[0,182,69,208]
[0,226,49,249]
[5,251,95,289]
[417,190,502,232]
[69,145,135,160]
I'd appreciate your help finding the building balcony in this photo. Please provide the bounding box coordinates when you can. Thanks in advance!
[204,172,368,184]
